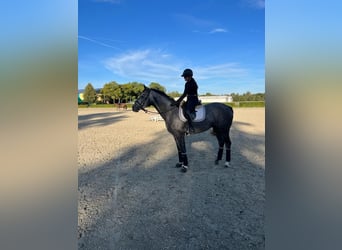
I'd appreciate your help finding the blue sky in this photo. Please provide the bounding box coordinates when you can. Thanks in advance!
[78,0,264,94]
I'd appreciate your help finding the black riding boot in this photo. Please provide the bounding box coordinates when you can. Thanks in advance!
[188,119,195,133]
[184,111,195,134]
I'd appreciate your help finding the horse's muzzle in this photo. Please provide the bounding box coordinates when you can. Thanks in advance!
[132,104,139,112]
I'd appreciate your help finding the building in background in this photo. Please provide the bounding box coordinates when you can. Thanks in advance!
[175,95,233,103]
[199,95,233,103]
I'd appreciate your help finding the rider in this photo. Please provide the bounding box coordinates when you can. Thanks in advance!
[172,68,199,133]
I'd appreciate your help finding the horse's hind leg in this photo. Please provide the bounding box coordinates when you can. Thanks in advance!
[224,131,232,167]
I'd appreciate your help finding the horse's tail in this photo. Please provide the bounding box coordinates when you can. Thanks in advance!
[228,105,233,113]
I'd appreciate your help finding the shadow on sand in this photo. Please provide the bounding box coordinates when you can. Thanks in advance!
[78,114,265,249]
[78,112,128,130]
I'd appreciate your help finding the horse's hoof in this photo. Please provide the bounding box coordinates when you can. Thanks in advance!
[225,162,231,168]
[175,162,183,168]
[181,166,188,172]
[215,160,219,165]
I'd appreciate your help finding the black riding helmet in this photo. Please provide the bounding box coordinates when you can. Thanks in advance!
[181,68,193,77]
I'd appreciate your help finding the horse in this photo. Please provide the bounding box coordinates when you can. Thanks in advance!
[114,103,128,110]
[132,86,233,173]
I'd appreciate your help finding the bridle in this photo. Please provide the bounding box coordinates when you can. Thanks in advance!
[134,88,178,114]
[134,88,151,113]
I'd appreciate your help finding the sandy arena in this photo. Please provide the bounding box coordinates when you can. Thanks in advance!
[78,107,265,249]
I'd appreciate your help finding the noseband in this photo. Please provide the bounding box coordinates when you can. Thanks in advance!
[134,88,151,112]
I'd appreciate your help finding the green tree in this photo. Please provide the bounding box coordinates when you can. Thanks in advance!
[83,83,97,106]
[130,82,145,99]
[244,91,252,101]
[120,83,131,102]
[101,81,122,103]
[254,93,265,101]
[168,91,181,98]
[123,82,145,102]
[112,85,123,103]
[149,82,166,92]
[230,91,265,102]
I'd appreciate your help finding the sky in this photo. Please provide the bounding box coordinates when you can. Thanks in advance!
[78,0,264,95]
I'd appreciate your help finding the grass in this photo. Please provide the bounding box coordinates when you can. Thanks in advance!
[226,101,265,108]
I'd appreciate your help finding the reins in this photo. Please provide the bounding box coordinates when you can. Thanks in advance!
[141,106,177,115]
[135,88,178,115]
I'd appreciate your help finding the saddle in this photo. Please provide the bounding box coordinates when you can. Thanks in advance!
[178,102,206,122]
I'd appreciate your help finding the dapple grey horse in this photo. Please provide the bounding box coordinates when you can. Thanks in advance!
[133,86,233,172]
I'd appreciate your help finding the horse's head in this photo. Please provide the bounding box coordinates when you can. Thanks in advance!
[132,85,151,112]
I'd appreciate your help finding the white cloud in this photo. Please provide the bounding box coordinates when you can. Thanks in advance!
[103,49,262,94]
[244,0,265,9]
[78,35,121,50]
[104,49,247,86]
[104,49,180,82]
[194,64,247,79]
[173,13,217,29]
[209,28,228,34]
[254,0,265,8]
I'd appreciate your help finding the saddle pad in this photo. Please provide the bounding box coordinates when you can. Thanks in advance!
[179,105,206,122]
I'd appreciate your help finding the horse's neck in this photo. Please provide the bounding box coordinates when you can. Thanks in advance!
[150,92,173,116]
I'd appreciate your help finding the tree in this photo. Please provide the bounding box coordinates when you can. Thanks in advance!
[83,83,97,106]
[112,85,123,104]
[120,83,131,102]
[101,81,122,103]
[168,91,181,98]
[130,82,145,98]
[230,91,265,102]
[123,82,145,102]
[149,82,166,93]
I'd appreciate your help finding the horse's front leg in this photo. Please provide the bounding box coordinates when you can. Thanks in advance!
[214,130,225,165]
[173,134,188,172]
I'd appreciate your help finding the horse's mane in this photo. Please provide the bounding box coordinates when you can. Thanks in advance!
[150,88,176,104]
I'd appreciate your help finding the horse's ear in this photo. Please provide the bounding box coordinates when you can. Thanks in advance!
[144,85,150,91]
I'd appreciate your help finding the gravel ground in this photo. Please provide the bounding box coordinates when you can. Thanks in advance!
[78,107,265,249]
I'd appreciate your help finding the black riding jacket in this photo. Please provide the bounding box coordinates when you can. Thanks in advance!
[178,78,198,102]
[177,78,199,112]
